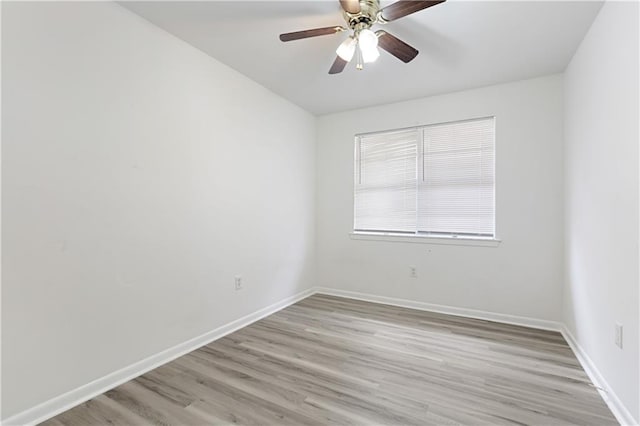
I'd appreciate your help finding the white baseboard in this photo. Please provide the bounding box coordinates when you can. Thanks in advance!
[1,287,316,426]
[561,326,638,426]
[315,287,563,331]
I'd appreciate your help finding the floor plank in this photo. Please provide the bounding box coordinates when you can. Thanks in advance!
[42,294,618,425]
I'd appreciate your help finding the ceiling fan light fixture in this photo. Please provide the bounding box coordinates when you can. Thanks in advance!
[358,29,378,49]
[361,45,380,63]
[358,28,380,63]
[336,36,357,61]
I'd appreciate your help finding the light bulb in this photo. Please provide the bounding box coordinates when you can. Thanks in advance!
[336,36,356,61]
[358,29,380,63]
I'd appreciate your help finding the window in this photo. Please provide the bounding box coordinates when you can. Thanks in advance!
[354,117,495,239]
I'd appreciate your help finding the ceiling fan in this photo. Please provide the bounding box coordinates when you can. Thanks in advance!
[279,0,445,74]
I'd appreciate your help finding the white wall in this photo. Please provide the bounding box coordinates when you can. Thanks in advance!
[1,2,316,419]
[316,75,564,322]
[563,1,639,422]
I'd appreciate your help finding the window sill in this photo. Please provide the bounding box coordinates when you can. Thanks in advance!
[349,232,502,247]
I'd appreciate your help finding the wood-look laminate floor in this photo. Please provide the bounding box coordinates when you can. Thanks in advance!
[42,294,618,426]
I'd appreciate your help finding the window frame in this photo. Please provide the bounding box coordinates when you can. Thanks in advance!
[352,116,500,246]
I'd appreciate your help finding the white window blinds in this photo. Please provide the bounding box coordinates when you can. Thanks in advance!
[354,129,419,232]
[354,117,495,238]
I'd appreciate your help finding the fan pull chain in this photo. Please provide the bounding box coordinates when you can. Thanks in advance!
[356,44,364,70]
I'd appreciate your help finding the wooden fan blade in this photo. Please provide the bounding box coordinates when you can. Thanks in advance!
[279,26,345,42]
[340,0,361,14]
[376,30,419,63]
[380,0,445,22]
[329,56,349,74]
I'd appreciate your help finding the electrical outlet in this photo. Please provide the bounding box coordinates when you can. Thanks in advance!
[615,323,623,349]
[409,266,417,278]
[234,275,243,290]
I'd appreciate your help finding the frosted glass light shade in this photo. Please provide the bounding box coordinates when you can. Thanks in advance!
[361,45,380,63]
[336,37,357,61]
[358,29,379,63]
[358,29,378,50]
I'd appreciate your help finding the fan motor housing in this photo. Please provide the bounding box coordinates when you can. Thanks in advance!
[343,0,381,29]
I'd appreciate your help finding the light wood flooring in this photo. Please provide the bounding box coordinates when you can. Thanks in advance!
[42,294,618,425]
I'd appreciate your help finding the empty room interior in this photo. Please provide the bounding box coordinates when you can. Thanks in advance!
[2,0,639,425]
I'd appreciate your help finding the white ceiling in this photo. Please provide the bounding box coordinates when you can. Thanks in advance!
[121,1,602,115]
